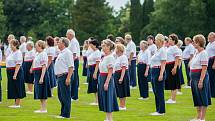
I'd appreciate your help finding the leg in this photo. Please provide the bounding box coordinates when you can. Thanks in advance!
[28,84,33,92]
[156,80,165,113]
[200,106,207,120]
[171,90,177,101]
[106,112,113,121]
[196,107,201,119]
[15,99,21,105]
[95,93,98,103]
[40,99,47,111]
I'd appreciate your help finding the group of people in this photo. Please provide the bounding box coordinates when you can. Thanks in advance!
[0,29,214,121]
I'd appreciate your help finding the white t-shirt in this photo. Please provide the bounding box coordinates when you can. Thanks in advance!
[178,48,183,60]
[137,49,150,65]
[5,44,12,58]
[24,49,36,62]
[148,44,157,57]
[206,41,215,58]
[99,54,115,73]
[126,40,136,60]
[6,50,23,67]
[150,47,167,67]
[55,46,60,58]
[19,42,27,54]
[54,48,74,75]
[46,47,56,60]
[68,37,80,59]
[183,43,195,59]
[114,54,128,71]
[32,51,48,69]
[87,49,101,66]
[190,50,208,70]
[167,45,181,62]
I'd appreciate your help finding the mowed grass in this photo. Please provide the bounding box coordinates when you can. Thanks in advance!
[0,63,215,121]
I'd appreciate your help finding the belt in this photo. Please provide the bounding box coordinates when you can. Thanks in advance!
[152,66,161,68]
[56,72,68,78]
[100,72,108,76]
[32,67,42,71]
[209,56,215,59]
[7,67,16,70]
[89,64,96,67]
[115,69,128,73]
[138,62,146,64]
[190,69,202,72]
[166,61,175,64]
[24,60,33,62]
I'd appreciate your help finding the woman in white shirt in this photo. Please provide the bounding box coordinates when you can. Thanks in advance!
[189,35,211,121]
[82,40,89,77]
[6,39,26,108]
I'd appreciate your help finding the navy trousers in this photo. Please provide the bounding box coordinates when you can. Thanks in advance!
[129,60,137,87]
[184,59,190,86]
[71,59,79,100]
[151,68,165,113]
[137,64,149,98]
[57,74,71,118]
[208,58,215,98]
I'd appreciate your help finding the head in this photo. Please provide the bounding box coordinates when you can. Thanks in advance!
[168,33,178,46]
[193,34,206,50]
[208,32,215,43]
[115,44,125,56]
[140,40,148,51]
[54,37,60,46]
[83,40,89,50]
[27,36,33,41]
[107,34,115,42]
[155,34,165,48]
[177,40,183,48]
[66,29,75,40]
[164,36,169,47]
[26,41,34,51]
[20,36,26,44]
[89,39,99,50]
[7,34,15,44]
[101,39,115,54]
[147,35,154,45]
[10,39,20,51]
[125,34,132,44]
[58,37,70,51]
[35,40,46,52]
[115,37,125,45]
[45,36,54,47]
[184,37,192,46]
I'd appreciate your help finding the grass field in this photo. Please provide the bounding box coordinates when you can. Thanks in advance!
[0,64,214,121]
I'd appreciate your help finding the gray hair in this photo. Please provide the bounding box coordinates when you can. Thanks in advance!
[155,34,165,42]
[67,29,75,36]
[26,41,34,48]
[8,34,15,40]
[20,36,27,42]
[177,40,183,48]
[60,37,70,47]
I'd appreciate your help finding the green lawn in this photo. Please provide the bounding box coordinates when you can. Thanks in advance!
[0,64,214,121]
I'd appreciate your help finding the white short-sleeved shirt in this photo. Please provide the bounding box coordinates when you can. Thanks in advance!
[55,46,60,58]
[68,37,80,59]
[178,48,183,60]
[99,54,115,73]
[24,49,36,62]
[167,45,181,62]
[46,47,56,60]
[126,40,136,60]
[5,45,12,58]
[32,51,48,69]
[54,48,74,75]
[190,50,208,70]
[137,49,151,65]
[86,47,94,57]
[114,54,128,71]
[0,49,2,62]
[19,42,27,54]
[183,43,196,59]
[82,50,87,57]
[147,44,157,57]
[150,47,167,67]
[87,49,101,66]
[6,50,23,67]
[206,41,215,58]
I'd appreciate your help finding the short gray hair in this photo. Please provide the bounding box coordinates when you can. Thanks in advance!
[177,40,183,47]
[67,29,75,36]
[60,37,70,47]
[20,36,27,42]
[26,41,34,48]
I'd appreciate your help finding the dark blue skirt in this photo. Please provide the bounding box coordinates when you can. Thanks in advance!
[208,58,215,98]
[190,71,211,107]
[48,62,57,88]
[33,70,52,99]
[98,74,119,113]
[165,63,181,90]
[114,70,130,98]
[178,64,185,85]
[87,66,98,93]
[7,68,26,99]
[82,57,87,76]
[23,61,34,84]
[137,64,149,98]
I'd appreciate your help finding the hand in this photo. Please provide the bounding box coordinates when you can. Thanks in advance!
[171,67,177,75]
[212,64,215,70]
[65,78,70,86]
[39,79,44,84]
[128,61,131,66]
[144,72,148,77]
[198,81,203,90]
[30,68,33,74]
[13,75,17,80]
[104,83,109,91]
[158,75,163,81]
[118,78,123,84]
[93,73,97,80]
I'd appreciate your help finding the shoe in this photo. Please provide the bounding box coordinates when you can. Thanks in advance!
[34,110,47,113]
[199,120,205,121]
[83,82,88,85]
[150,112,164,116]
[138,97,149,100]
[119,107,127,110]
[189,118,199,121]
[149,88,153,92]
[8,105,21,108]
[89,102,98,106]
[55,116,66,119]
[183,86,191,89]
[26,91,34,94]
[165,99,176,104]
[0,102,2,104]
[177,91,183,95]
[130,86,137,89]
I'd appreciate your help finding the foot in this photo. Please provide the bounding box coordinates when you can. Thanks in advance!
[183,86,191,89]
[149,88,153,92]
[198,120,205,121]
[26,91,34,94]
[165,99,176,104]
[0,102,2,104]
[8,105,21,108]
[83,82,88,85]
[55,115,66,119]
[177,91,183,95]
[150,112,164,116]
[130,86,137,89]
[34,109,47,113]
[189,118,199,121]
[119,106,127,111]
[89,102,98,106]
[138,97,149,100]
[71,99,79,102]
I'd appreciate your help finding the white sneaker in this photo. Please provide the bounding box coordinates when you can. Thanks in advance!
[130,86,137,89]
[83,82,88,85]
[0,102,2,104]
[26,91,33,94]
[71,99,79,102]
[150,112,164,116]
[189,118,199,121]
[89,102,98,106]
[149,88,153,92]
[34,110,47,113]
[199,120,205,121]
[119,107,127,110]
[177,91,183,95]
[184,86,191,89]
[138,97,149,100]
[8,105,21,108]
[55,116,66,119]
[165,99,176,104]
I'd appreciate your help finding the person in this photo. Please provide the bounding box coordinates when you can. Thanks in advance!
[165,34,181,104]
[32,40,51,113]
[183,37,196,88]
[150,34,166,116]
[54,37,60,63]
[23,41,36,94]
[125,34,137,88]
[189,34,211,121]
[82,40,89,77]
[19,36,27,57]
[206,32,215,98]
[6,39,26,108]
[0,45,2,103]
[45,36,57,95]
[67,29,80,101]
[5,34,15,58]
[137,40,150,100]
[54,37,74,118]
[114,44,130,110]
[87,39,101,105]
[98,39,119,121]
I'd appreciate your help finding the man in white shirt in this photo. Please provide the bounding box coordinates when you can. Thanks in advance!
[66,29,80,101]
[54,37,74,118]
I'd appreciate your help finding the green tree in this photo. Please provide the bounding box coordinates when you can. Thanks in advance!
[203,0,215,33]
[0,0,6,40]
